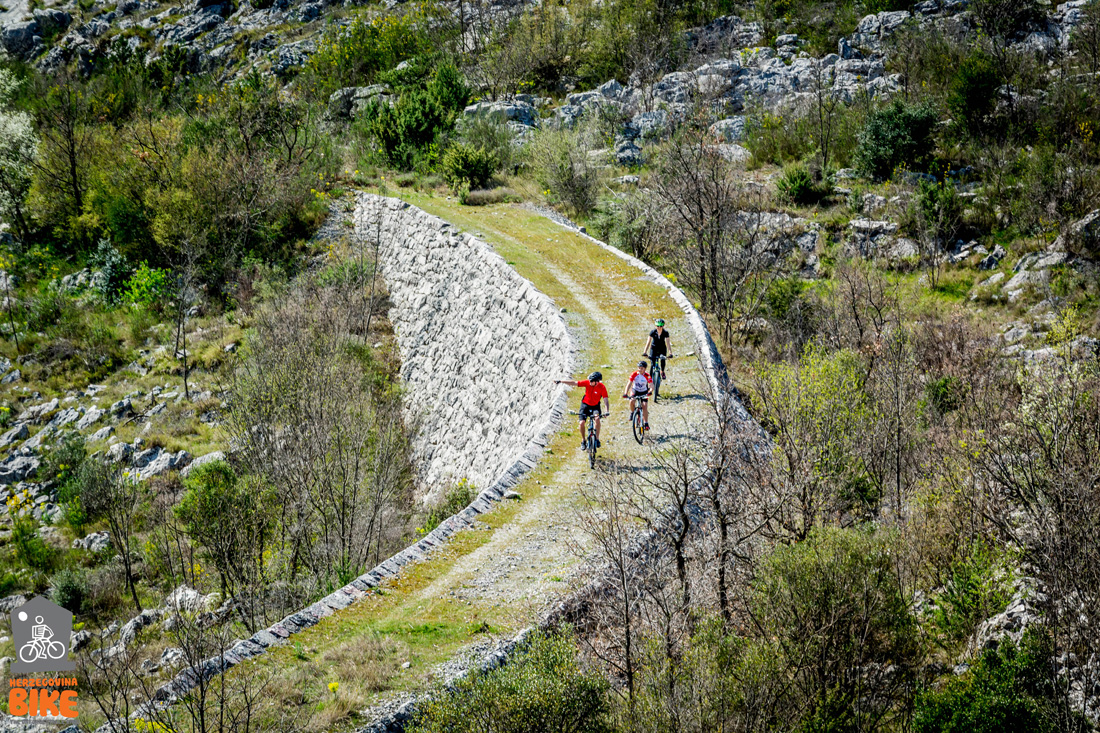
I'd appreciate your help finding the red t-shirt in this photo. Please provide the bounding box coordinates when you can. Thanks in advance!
[577,379,609,406]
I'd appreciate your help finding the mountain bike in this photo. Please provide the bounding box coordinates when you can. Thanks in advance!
[626,393,648,444]
[584,411,606,469]
[647,354,671,401]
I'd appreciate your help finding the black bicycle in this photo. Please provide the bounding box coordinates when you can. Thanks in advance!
[625,393,648,444]
[584,410,607,469]
[646,353,671,401]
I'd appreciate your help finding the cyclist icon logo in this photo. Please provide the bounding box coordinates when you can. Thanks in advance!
[10,596,76,672]
[20,615,66,663]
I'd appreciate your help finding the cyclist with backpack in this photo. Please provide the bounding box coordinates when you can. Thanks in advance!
[555,372,609,450]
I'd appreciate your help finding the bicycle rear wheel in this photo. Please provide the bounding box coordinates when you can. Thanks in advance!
[632,407,644,444]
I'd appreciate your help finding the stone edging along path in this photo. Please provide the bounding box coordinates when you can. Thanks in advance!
[114,195,578,724]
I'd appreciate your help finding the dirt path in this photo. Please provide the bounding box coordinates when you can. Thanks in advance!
[226,197,716,729]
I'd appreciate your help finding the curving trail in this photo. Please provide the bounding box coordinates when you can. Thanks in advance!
[219,195,718,727]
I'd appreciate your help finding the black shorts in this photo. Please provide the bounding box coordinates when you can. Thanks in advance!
[579,402,602,419]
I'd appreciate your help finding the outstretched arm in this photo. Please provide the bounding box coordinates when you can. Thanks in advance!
[555,379,578,387]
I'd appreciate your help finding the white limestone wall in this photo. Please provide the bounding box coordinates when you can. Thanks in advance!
[353,193,574,503]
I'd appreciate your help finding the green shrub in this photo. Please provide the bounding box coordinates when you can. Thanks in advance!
[460,114,516,173]
[932,540,1015,644]
[926,375,967,416]
[125,263,171,309]
[775,162,823,205]
[527,125,602,216]
[915,631,1075,733]
[419,479,475,535]
[948,52,1002,139]
[855,100,938,181]
[442,143,498,191]
[89,238,131,301]
[362,64,470,171]
[304,7,441,95]
[11,514,56,575]
[41,432,86,485]
[57,460,110,535]
[49,567,89,614]
[409,628,610,733]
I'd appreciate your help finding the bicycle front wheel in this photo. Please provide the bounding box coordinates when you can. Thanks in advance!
[651,364,662,401]
[632,408,644,444]
[46,641,65,659]
[19,643,39,664]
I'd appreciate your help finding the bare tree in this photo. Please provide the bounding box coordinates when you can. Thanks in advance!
[962,333,1100,727]
[568,473,649,700]
[655,121,794,347]
[83,464,146,612]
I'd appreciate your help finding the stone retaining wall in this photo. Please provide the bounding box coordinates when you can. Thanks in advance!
[356,193,575,504]
[109,196,577,729]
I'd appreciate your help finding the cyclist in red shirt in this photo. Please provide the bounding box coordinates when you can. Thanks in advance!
[555,372,610,449]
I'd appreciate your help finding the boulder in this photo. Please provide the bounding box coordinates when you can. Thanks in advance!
[72,531,111,552]
[709,116,746,142]
[21,398,59,424]
[1052,209,1100,255]
[75,406,105,430]
[165,584,219,613]
[328,85,387,119]
[134,448,191,480]
[107,442,133,463]
[0,424,28,448]
[979,244,1006,270]
[463,100,538,128]
[0,369,20,385]
[0,594,27,612]
[109,397,134,420]
[712,143,752,163]
[0,454,39,485]
[0,21,43,60]
[632,109,669,139]
[32,9,71,35]
[89,425,115,442]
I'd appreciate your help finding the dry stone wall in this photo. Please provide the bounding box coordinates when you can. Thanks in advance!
[354,193,575,504]
[104,196,576,729]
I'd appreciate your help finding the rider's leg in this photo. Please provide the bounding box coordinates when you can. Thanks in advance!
[643,399,649,425]
[594,415,601,443]
[579,418,587,448]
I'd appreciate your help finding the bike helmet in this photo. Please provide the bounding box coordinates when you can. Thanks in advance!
[588,371,603,382]
[655,318,665,327]
[638,360,648,369]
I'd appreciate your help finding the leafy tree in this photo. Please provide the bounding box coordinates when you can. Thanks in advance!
[176,461,277,632]
[854,100,937,181]
[0,69,36,242]
[948,52,1002,138]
